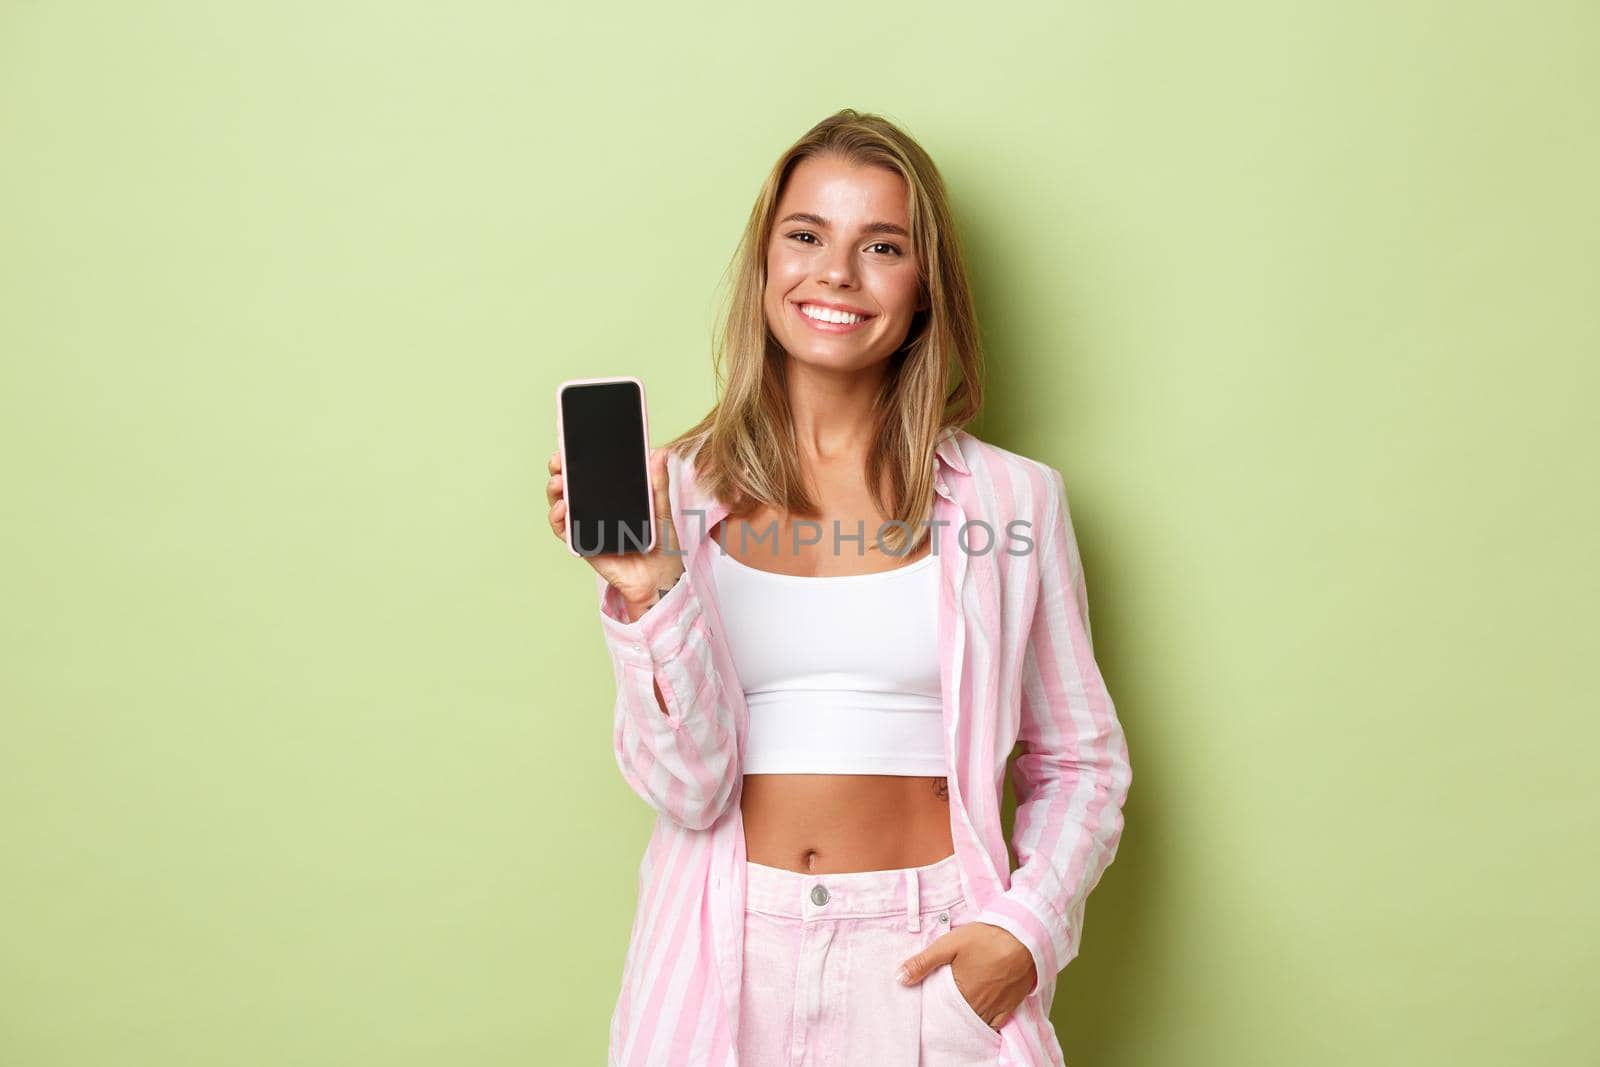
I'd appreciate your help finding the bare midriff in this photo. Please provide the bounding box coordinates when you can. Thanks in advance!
[740,774,955,874]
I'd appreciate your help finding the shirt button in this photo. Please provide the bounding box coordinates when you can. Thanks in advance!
[809,884,829,907]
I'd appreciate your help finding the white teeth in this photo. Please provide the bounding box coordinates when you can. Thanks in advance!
[801,303,865,325]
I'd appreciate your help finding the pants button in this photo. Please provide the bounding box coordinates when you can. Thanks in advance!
[810,884,830,906]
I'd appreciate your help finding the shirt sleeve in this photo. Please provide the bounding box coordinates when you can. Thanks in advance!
[974,463,1133,993]
[595,556,741,832]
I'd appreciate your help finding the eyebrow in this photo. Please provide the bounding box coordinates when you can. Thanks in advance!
[777,212,910,239]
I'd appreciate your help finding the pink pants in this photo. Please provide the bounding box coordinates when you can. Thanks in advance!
[737,852,1003,1066]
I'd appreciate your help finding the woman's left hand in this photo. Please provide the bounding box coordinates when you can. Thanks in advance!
[895,922,1037,1030]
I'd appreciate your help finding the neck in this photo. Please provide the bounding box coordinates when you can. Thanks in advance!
[782,355,888,467]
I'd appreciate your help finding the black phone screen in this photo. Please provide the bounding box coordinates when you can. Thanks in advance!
[560,380,653,556]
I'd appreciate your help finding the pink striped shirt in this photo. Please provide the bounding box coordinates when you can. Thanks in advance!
[594,426,1133,1066]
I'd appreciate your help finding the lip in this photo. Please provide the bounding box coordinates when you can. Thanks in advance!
[792,300,877,334]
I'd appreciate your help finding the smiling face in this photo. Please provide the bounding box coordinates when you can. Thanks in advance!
[763,154,928,375]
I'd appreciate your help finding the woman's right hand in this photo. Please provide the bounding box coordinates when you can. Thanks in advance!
[546,447,686,620]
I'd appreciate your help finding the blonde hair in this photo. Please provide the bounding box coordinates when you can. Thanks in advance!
[667,108,984,554]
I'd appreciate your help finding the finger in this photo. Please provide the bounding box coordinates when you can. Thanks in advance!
[648,448,674,549]
[546,473,563,506]
[548,450,561,474]
[896,931,959,985]
[650,448,671,519]
[548,499,567,539]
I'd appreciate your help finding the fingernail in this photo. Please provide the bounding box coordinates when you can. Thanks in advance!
[895,966,911,984]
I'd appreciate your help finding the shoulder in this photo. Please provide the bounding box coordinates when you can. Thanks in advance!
[665,437,696,483]
[663,430,715,513]
[951,429,1058,480]
[946,429,1062,523]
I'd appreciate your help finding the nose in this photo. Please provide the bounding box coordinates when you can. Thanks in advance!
[816,240,859,289]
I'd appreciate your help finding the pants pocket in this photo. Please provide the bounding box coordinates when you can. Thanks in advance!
[919,922,1002,1066]
[937,962,1003,1044]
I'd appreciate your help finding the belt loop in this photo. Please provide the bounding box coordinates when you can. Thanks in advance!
[905,869,920,933]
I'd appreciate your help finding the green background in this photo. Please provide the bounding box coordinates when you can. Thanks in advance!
[3,2,1595,1064]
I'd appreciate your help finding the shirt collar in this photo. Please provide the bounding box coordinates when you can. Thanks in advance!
[935,426,970,477]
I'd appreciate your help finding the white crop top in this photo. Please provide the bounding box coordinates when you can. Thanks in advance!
[709,543,947,776]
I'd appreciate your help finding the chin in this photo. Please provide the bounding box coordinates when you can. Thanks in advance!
[787,347,889,375]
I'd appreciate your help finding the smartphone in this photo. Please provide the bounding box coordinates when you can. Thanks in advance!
[555,376,656,557]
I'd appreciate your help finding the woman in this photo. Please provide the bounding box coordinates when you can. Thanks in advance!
[546,109,1132,1067]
